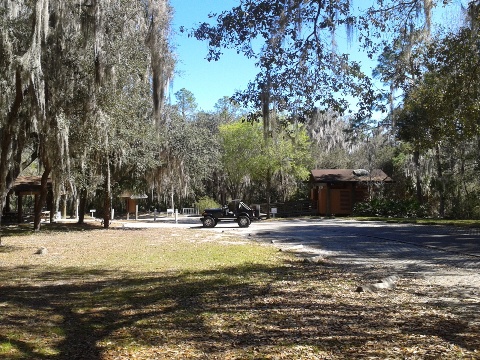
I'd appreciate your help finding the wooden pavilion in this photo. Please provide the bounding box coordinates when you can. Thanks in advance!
[3,176,53,223]
[309,169,393,216]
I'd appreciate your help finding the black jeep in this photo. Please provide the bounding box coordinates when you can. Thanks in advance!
[200,199,262,228]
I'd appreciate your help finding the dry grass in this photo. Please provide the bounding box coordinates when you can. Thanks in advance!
[0,223,478,359]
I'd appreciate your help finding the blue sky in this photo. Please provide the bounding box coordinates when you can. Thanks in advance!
[169,1,385,113]
[169,0,258,112]
[169,0,373,112]
[168,1,466,113]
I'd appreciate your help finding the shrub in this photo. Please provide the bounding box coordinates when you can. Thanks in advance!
[353,198,428,218]
[195,196,221,212]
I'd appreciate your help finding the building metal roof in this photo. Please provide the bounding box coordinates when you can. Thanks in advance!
[310,169,393,183]
[119,191,148,199]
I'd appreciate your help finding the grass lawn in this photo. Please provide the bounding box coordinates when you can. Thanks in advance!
[0,223,478,359]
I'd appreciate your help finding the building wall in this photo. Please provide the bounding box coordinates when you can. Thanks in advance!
[312,183,369,216]
[126,199,137,213]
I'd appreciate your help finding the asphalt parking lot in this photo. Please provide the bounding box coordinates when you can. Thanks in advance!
[123,216,480,268]
[122,216,479,315]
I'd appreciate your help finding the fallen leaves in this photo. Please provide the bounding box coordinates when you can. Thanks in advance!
[0,226,478,359]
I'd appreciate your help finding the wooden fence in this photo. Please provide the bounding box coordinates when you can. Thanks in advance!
[257,201,317,217]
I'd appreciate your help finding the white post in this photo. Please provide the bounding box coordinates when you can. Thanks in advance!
[62,195,67,219]
[175,209,178,224]
[111,208,114,220]
[135,204,138,220]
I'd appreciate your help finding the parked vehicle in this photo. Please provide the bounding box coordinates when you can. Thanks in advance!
[200,199,263,228]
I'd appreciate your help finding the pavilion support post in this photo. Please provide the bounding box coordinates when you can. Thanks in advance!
[62,194,67,219]
[5,194,10,213]
[318,187,322,215]
[33,166,52,231]
[17,193,22,223]
[48,189,54,222]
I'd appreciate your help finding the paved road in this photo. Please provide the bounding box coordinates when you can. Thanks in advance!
[188,218,480,276]
[124,216,479,319]
[123,216,480,271]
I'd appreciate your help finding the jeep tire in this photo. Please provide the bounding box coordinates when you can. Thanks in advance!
[203,216,216,228]
[238,215,251,228]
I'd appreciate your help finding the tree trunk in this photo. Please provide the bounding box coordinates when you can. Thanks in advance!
[413,148,423,204]
[78,188,87,224]
[266,167,272,219]
[48,189,54,223]
[102,129,111,228]
[103,184,111,228]
[103,163,111,228]
[33,165,52,231]
[435,144,445,218]
[0,69,26,228]
[261,74,272,219]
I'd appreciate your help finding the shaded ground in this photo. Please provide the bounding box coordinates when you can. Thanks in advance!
[208,218,480,298]
[0,224,479,359]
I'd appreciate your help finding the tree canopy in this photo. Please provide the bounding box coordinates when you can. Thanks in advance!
[2,0,480,225]
[0,0,175,229]
[219,119,313,203]
[191,0,447,121]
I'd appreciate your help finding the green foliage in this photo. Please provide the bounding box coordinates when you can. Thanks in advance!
[191,1,450,124]
[353,197,428,218]
[395,3,480,149]
[158,102,222,203]
[195,196,221,211]
[218,120,314,202]
[365,3,480,219]
[174,88,198,121]
[214,96,243,123]
[192,1,374,120]
[0,0,175,228]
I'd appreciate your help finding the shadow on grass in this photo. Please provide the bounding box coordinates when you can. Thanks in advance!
[0,222,105,238]
[1,259,479,359]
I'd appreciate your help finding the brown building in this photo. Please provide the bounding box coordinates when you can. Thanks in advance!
[310,169,393,216]
[119,191,148,220]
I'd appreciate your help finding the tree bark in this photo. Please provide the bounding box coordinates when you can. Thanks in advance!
[435,144,445,218]
[103,185,111,228]
[261,74,272,219]
[413,148,423,204]
[103,151,111,229]
[78,188,87,224]
[0,68,26,223]
[33,164,52,231]
[266,167,272,219]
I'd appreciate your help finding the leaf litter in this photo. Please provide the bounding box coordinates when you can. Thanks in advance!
[0,225,478,359]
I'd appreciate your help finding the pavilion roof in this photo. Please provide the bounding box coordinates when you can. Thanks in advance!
[11,176,52,193]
